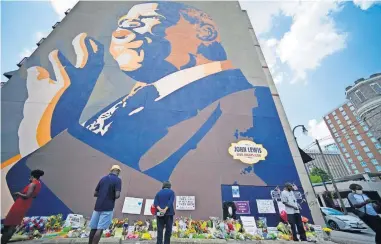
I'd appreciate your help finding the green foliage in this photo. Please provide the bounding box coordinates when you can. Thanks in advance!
[309,174,322,183]
[310,167,330,182]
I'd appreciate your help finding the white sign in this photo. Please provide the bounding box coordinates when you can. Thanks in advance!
[64,214,84,228]
[271,190,281,201]
[240,216,257,235]
[176,196,195,210]
[144,199,154,215]
[228,140,268,165]
[232,186,240,198]
[277,201,286,213]
[122,197,143,214]
[311,225,323,239]
[256,199,276,214]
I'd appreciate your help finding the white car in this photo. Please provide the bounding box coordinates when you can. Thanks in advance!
[321,207,367,232]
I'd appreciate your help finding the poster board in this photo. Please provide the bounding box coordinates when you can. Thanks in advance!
[144,199,154,215]
[240,216,257,235]
[176,196,195,210]
[256,199,276,214]
[232,186,240,198]
[234,201,250,214]
[122,197,143,214]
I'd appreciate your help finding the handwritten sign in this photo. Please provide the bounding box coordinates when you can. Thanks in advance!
[176,196,195,210]
[122,197,143,214]
[228,140,268,165]
[64,214,84,228]
[234,201,250,214]
[256,199,276,214]
[240,216,257,235]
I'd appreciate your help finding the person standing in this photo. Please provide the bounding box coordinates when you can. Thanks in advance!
[347,184,381,244]
[1,169,44,244]
[88,165,122,244]
[154,181,175,244]
[281,182,307,242]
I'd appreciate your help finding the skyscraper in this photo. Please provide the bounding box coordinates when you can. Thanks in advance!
[324,102,381,174]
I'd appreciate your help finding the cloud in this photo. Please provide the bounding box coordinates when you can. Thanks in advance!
[307,119,335,146]
[49,0,78,18]
[241,0,376,84]
[352,0,379,10]
[19,48,35,59]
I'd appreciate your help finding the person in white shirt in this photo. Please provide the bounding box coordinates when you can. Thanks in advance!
[281,182,307,242]
[347,184,381,244]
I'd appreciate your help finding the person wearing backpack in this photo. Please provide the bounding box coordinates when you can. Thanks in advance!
[347,183,381,244]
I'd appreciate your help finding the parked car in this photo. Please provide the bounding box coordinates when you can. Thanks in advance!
[320,207,367,232]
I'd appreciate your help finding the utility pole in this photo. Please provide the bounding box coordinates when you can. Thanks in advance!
[316,139,348,214]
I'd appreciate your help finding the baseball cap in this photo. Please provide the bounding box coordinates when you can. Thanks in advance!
[110,165,121,171]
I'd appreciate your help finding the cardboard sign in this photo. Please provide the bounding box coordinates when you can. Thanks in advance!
[234,201,250,214]
[176,196,195,210]
[122,197,143,214]
[256,199,276,214]
[64,214,84,228]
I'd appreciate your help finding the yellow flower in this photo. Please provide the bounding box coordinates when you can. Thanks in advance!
[322,227,332,233]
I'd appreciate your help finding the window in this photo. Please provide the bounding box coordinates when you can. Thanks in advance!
[332,128,337,133]
[337,120,342,124]
[363,126,369,131]
[360,141,366,146]
[370,83,381,94]
[339,125,344,130]
[348,139,353,144]
[354,170,360,174]
[364,147,370,152]
[342,111,347,116]
[376,166,381,172]
[356,135,362,141]
[356,116,361,121]
[345,135,350,140]
[325,115,329,119]
[342,148,347,153]
[345,153,351,158]
[332,111,336,116]
[371,159,379,165]
[360,162,367,167]
[350,106,355,111]
[367,132,373,137]
[354,150,359,155]
[341,129,346,134]
[334,133,339,138]
[337,138,342,142]
[339,143,345,148]
[348,102,353,106]
[360,121,365,126]
[334,116,339,121]
[350,125,355,130]
[344,115,349,121]
[354,130,359,135]
[364,168,371,173]
[351,164,357,169]
[350,144,356,150]
[371,137,377,143]
[367,153,374,159]
[375,143,381,149]
[357,155,363,161]
[347,158,353,163]
[347,120,352,125]
[339,107,343,111]
[330,124,334,128]
[327,119,331,124]
[355,90,366,102]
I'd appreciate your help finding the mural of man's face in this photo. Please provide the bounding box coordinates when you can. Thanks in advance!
[109,3,163,72]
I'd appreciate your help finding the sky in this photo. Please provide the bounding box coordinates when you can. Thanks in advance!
[1,0,381,149]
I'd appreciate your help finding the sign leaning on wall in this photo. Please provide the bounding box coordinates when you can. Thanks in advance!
[176,196,196,210]
[228,140,268,165]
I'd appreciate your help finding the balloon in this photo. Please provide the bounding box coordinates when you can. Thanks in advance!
[150,204,156,215]
[280,210,288,222]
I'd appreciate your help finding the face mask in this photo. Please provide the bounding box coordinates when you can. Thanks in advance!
[355,190,363,194]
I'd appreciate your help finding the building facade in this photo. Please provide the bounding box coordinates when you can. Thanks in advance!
[346,73,381,143]
[324,102,381,174]
[1,1,324,225]
[305,150,350,180]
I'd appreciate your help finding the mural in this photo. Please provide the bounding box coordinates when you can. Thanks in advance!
[1,1,307,220]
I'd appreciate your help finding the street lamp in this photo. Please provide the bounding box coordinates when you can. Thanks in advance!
[293,125,308,143]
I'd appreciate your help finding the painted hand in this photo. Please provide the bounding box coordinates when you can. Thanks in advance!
[18,33,104,156]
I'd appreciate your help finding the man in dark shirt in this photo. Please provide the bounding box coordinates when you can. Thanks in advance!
[88,165,122,244]
[154,181,175,244]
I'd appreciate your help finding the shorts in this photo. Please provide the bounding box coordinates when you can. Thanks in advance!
[89,211,113,230]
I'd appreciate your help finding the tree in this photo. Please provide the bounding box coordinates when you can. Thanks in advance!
[309,174,322,183]
[310,167,330,182]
